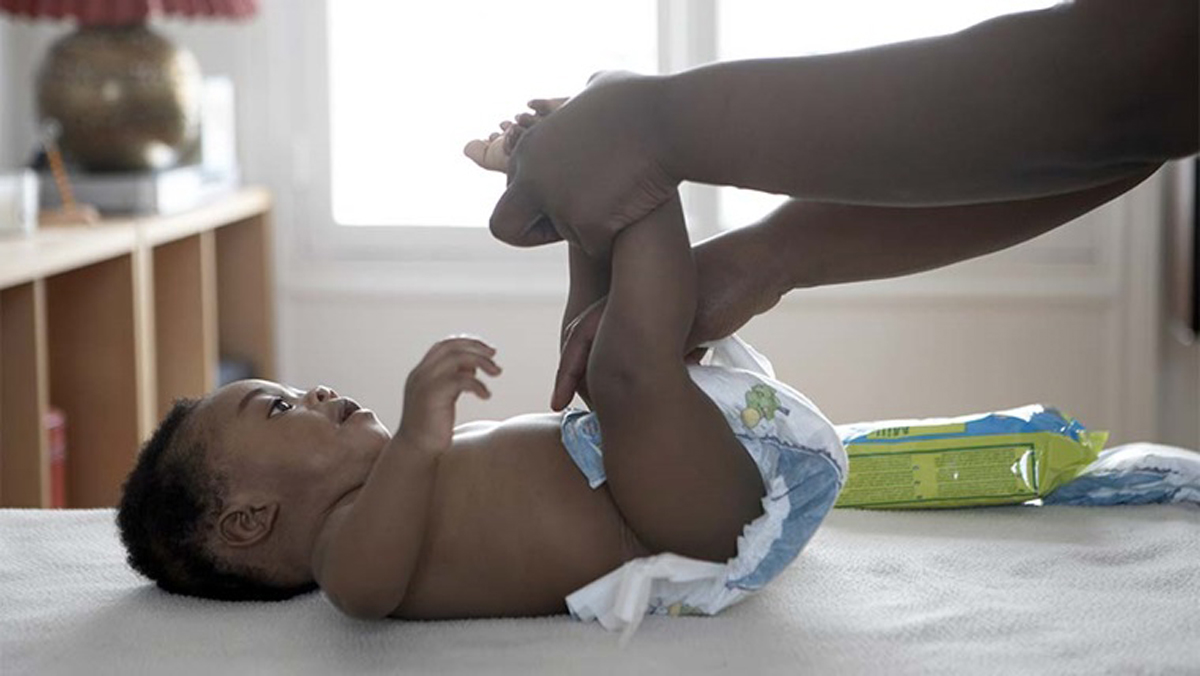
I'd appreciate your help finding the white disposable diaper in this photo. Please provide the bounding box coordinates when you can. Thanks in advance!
[559,336,846,642]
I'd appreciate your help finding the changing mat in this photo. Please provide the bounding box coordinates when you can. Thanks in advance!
[2,505,1197,675]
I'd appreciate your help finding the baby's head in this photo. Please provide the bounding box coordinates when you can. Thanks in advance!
[117,379,390,601]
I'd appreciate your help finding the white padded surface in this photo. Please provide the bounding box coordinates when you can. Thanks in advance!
[2,505,1197,675]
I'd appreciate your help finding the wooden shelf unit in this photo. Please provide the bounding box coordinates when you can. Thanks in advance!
[0,188,275,508]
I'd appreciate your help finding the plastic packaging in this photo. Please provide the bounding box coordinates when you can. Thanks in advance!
[834,405,1106,509]
[1043,443,1200,506]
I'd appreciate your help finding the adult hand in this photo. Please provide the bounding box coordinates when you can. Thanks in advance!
[489,71,680,257]
[550,233,786,410]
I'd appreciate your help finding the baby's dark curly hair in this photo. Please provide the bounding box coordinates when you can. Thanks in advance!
[116,398,317,601]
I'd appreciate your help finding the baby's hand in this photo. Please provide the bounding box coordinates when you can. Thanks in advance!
[463,98,569,174]
[398,337,501,454]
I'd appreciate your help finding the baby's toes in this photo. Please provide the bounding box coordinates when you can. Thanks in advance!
[463,139,490,167]
[503,126,526,154]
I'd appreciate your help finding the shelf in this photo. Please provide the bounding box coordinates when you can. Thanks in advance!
[0,188,274,508]
[0,187,270,289]
[0,224,136,291]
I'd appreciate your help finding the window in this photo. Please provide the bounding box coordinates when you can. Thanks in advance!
[321,0,1059,244]
[328,0,658,229]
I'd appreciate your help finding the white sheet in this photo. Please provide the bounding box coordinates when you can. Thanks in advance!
[2,505,1197,675]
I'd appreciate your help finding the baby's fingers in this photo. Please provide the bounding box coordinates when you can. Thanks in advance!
[456,374,492,400]
[430,335,497,358]
[457,352,502,378]
[432,350,501,379]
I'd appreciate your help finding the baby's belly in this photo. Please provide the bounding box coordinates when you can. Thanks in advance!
[391,413,646,619]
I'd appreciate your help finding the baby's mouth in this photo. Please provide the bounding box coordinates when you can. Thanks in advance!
[338,398,361,424]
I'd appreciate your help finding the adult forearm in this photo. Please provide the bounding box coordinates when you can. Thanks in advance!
[759,168,1157,292]
[661,1,1194,205]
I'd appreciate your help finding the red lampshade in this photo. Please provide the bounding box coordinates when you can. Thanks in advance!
[0,0,257,26]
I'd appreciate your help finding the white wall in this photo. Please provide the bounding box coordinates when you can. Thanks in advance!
[276,184,1186,446]
[2,9,1195,446]
[0,21,13,167]
[1158,161,1200,448]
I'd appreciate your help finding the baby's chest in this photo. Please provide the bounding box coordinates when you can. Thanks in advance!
[397,437,632,617]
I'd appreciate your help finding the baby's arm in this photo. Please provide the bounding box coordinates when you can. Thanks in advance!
[311,338,500,619]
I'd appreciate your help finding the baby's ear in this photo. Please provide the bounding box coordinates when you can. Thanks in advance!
[217,502,279,548]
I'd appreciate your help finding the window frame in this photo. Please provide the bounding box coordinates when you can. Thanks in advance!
[281,0,1105,297]
[294,0,720,269]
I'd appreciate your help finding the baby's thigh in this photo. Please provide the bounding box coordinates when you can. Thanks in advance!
[596,373,763,563]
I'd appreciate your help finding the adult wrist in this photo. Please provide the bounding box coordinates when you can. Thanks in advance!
[744,213,800,301]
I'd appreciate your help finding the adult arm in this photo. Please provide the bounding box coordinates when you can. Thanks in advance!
[492,0,1197,253]
[664,1,1193,205]
[696,168,1159,328]
[552,167,1158,408]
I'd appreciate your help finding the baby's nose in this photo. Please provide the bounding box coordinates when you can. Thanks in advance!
[308,385,339,403]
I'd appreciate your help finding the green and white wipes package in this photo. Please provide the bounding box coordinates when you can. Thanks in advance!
[834,405,1107,509]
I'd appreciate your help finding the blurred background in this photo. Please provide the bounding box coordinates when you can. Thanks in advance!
[1,0,1195,446]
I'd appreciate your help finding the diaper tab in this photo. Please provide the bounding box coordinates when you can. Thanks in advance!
[561,409,607,489]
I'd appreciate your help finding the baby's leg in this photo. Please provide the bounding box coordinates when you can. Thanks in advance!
[586,194,764,562]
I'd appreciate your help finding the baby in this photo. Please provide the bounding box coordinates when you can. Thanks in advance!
[116,102,846,632]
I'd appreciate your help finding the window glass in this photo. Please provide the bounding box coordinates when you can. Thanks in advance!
[329,1,658,227]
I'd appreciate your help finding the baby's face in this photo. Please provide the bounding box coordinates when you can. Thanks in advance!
[199,379,390,504]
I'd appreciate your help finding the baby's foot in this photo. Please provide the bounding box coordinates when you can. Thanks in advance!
[464,97,569,173]
[463,121,518,173]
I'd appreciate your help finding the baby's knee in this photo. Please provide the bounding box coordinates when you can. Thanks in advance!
[586,348,644,413]
[586,341,681,414]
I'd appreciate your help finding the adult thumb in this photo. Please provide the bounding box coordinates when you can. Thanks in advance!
[490,181,558,247]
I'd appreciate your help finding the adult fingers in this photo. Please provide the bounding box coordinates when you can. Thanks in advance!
[551,334,590,411]
[490,181,561,247]
[503,125,525,154]
[551,307,602,410]
[528,97,569,116]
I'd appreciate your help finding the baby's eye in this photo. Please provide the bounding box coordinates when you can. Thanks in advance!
[268,397,294,418]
